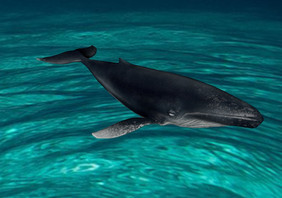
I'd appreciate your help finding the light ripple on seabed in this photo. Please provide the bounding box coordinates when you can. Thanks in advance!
[0,11,282,198]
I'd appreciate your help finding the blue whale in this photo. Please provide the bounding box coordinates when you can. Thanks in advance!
[38,45,263,139]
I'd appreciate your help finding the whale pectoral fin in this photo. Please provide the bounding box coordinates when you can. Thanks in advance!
[92,118,154,139]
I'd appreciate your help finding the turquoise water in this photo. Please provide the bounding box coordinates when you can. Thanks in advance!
[1,2,282,197]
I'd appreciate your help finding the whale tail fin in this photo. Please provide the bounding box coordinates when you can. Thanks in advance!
[37,45,97,64]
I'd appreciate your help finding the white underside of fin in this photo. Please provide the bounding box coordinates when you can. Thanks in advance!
[92,118,153,139]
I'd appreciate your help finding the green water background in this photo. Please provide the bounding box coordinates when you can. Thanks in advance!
[0,1,282,197]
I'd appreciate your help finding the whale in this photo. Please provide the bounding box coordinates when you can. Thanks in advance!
[38,45,263,139]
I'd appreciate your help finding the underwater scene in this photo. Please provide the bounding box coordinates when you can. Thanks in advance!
[0,0,281,197]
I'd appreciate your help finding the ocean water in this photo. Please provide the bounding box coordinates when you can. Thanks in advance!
[1,1,282,197]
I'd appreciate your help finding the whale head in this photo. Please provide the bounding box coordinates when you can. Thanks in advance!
[167,87,264,128]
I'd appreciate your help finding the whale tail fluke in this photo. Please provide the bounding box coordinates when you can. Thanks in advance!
[37,45,97,64]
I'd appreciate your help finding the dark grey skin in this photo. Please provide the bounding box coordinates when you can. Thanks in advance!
[38,46,263,139]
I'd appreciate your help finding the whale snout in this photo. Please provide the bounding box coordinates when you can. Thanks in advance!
[240,109,264,128]
[204,93,264,128]
[182,104,264,129]
[213,106,264,128]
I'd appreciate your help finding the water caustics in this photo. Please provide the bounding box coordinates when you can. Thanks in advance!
[1,8,282,198]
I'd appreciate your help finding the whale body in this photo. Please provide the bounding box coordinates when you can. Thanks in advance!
[38,45,263,139]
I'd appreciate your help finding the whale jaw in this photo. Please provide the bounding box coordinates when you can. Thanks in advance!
[175,111,264,128]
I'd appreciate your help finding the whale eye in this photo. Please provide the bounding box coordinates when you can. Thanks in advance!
[168,110,176,117]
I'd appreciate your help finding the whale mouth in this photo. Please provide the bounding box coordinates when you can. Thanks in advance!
[183,112,264,128]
